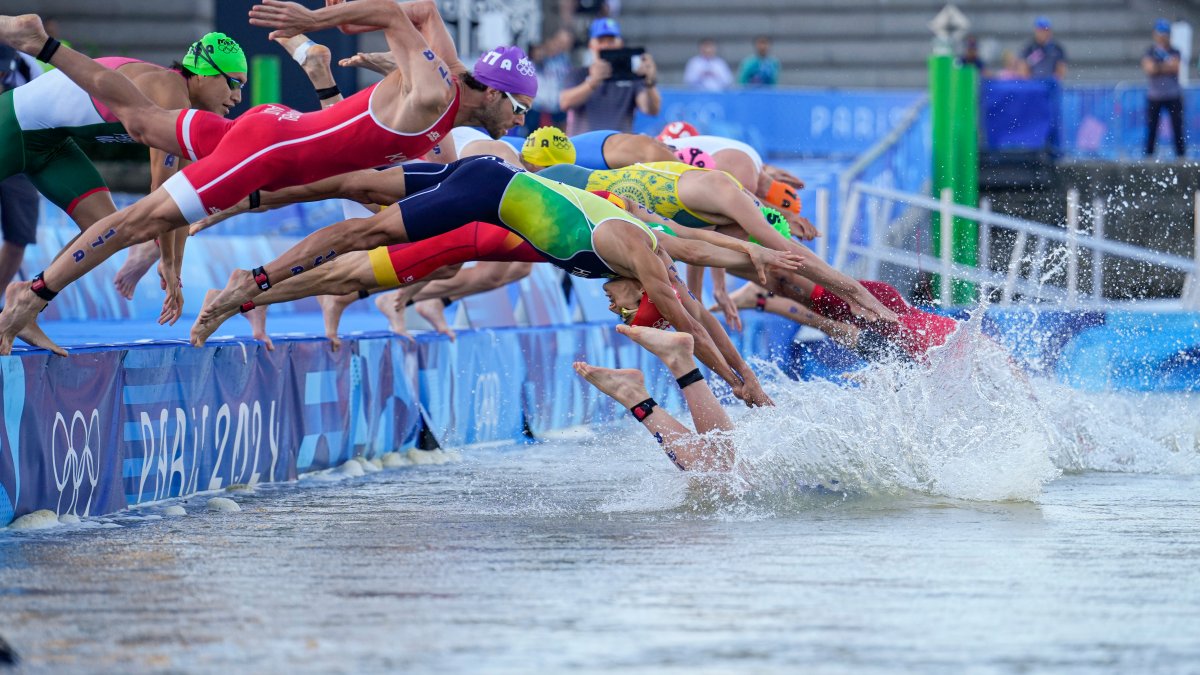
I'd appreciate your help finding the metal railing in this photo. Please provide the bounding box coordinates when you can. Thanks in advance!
[835,182,1200,309]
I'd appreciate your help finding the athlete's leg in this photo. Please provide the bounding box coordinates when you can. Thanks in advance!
[617,324,733,439]
[0,16,184,155]
[191,250,376,346]
[411,261,533,302]
[200,157,515,323]
[241,305,274,351]
[574,326,734,471]
[0,188,186,354]
[275,34,337,106]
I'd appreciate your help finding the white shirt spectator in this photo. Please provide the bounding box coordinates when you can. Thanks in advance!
[683,41,733,92]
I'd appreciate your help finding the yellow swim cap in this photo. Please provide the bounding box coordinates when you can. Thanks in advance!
[522,126,576,167]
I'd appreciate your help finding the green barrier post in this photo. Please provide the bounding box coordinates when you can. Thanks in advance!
[929,52,954,301]
[950,62,979,304]
[250,54,281,107]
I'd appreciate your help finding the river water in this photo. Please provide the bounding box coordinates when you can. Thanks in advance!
[2,325,1199,673]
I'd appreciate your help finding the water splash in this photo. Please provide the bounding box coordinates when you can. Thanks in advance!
[603,308,1200,517]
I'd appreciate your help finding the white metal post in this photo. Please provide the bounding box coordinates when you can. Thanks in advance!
[940,187,953,306]
[1003,231,1028,305]
[1091,197,1106,300]
[1066,189,1080,307]
[1187,191,1200,309]
[979,197,992,277]
[833,187,862,270]
[816,188,830,263]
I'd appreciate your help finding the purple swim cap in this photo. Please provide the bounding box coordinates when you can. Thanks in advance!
[473,46,538,98]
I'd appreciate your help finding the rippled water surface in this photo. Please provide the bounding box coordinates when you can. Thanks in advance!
[3,322,1200,673]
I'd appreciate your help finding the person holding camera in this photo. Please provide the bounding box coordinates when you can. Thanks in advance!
[559,18,659,135]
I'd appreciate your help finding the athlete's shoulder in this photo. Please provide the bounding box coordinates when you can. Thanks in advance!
[129,68,188,106]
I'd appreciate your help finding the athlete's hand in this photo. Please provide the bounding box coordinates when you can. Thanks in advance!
[763,164,805,190]
[847,291,899,325]
[746,245,802,285]
[737,376,773,408]
[783,210,819,241]
[339,51,397,75]
[636,52,658,84]
[586,58,612,86]
[712,288,742,332]
[158,267,185,326]
[250,0,318,40]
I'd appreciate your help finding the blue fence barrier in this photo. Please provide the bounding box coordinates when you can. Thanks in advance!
[4,305,1200,527]
[633,89,925,159]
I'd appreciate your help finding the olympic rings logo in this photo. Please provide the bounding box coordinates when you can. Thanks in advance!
[51,409,101,517]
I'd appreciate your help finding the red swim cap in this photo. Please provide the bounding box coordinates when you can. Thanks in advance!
[657,121,699,142]
[629,292,671,330]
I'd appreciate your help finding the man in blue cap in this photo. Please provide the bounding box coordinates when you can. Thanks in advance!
[559,17,659,135]
[1142,18,1185,158]
[1020,16,1067,80]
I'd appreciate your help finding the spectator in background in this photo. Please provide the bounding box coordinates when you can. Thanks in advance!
[1143,19,1185,158]
[993,50,1023,80]
[0,43,41,295]
[683,38,733,91]
[525,28,574,135]
[738,35,780,87]
[1019,17,1067,80]
[559,17,660,135]
[959,35,986,74]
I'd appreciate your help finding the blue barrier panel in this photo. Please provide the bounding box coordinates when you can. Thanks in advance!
[634,88,924,159]
[417,329,529,447]
[981,79,1062,153]
[4,302,1200,527]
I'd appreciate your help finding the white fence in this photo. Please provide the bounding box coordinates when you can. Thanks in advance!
[826,182,1200,310]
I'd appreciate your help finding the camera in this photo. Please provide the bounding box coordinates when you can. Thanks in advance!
[599,47,646,81]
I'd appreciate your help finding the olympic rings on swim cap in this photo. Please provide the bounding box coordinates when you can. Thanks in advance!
[183,32,247,76]
[522,126,576,167]
[657,121,699,142]
[673,146,716,169]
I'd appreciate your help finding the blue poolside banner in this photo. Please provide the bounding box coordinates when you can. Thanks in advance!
[634,88,924,159]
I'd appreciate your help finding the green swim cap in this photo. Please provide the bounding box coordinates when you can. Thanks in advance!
[749,206,791,245]
[183,32,247,76]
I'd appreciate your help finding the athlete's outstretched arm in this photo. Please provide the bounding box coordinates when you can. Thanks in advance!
[1,16,184,155]
[190,168,407,234]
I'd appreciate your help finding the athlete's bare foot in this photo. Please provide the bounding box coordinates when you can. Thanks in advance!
[191,289,240,347]
[615,324,695,374]
[339,51,396,75]
[113,241,160,300]
[0,15,49,55]
[240,304,274,351]
[374,291,412,340]
[572,363,650,409]
[274,34,333,84]
[0,282,50,356]
[414,299,455,342]
[317,293,357,352]
[15,317,67,357]
[200,269,259,326]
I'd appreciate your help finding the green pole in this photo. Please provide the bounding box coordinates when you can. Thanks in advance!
[929,53,954,301]
[250,54,281,107]
[950,63,979,304]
